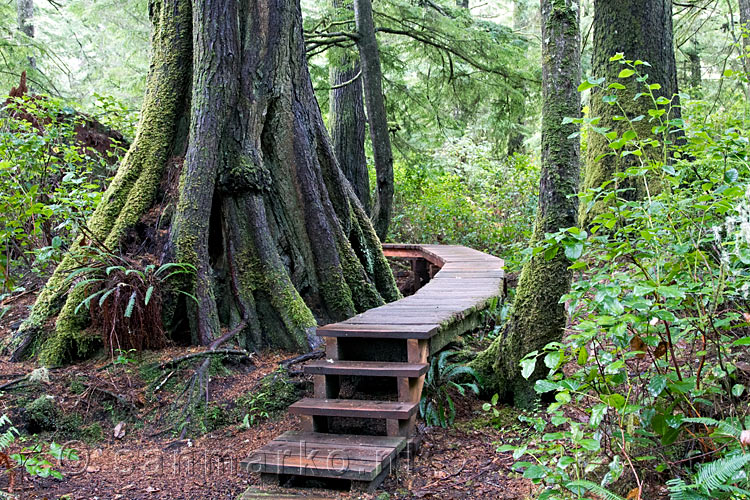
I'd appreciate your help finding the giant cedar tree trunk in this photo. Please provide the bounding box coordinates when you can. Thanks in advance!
[354,0,394,241]
[471,0,580,408]
[579,0,680,226]
[9,0,399,365]
[329,0,370,212]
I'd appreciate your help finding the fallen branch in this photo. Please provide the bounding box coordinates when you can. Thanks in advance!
[279,350,325,368]
[0,375,28,391]
[157,349,252,370]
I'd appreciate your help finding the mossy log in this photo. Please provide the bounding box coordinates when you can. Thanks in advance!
[7,0,399,365]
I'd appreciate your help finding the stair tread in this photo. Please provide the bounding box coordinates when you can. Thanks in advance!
[289,398,417,419]
[240,431,405,481]
[305,360,428,377]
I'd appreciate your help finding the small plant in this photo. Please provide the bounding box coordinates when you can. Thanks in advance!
[1,414,79,484]
[419,350,480,427]
[66,246,196,356]
[113,348,137,365]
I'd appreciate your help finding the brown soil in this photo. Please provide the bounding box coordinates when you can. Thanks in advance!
[0,291,532,500]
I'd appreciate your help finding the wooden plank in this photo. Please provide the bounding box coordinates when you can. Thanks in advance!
[317,323,439,339]
[273,431,405,449]
[289,398,417,419]
[305,360,428,377]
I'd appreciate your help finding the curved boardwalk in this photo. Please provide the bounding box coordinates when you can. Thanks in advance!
[241,244,504,493]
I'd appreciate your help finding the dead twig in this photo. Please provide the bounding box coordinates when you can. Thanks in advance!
[279,350,325,368]
[0,375,28,391]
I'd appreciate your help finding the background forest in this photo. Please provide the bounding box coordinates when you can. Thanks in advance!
[1,0,750,499]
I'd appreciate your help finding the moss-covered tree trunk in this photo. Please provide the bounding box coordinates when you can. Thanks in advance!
[7,0,399,365]
[471,0,580,408]
[329,0,370,212]
[354,0,394,241]
[579,0,680,226]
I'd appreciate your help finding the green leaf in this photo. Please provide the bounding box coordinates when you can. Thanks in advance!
[523,464,548,480]
[564,242,583,260]
[544,351,563,370]
[520,357,536,379]
[724,168,739,183]
[577,346,589,365]
[609,53,624,61]
[648,375,667,397]
[732,337,750,346]
[618,69,635,78]
[144,286,154,306]
[124,291,137,319]
[535,379,558,393]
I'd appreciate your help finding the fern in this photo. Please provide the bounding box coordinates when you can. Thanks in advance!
[694,454,750,491]
[565,480,626,500]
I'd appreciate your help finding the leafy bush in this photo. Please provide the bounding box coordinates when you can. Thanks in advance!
[389,137,538,271]
[419,350,480,428]
[0,93,126,292]
[502,58,750,499]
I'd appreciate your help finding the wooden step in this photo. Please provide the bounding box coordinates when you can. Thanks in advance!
[241,431,405,482]
[317,323,439,339]
[289,398,417,419]
[304,360,428,377]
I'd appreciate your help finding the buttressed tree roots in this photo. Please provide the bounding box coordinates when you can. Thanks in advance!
[7,0,399,365]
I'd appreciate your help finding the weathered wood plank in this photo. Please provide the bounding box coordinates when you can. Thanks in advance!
[305,360,428,377]
[289,398,417,419]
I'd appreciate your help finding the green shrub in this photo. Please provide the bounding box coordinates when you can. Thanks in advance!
[0,94,126,292]
[389,137,538,271]
[501,58,750,499]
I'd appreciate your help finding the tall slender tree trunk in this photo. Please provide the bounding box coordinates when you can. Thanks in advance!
[354,0,394,242]
[741,0,750,77]
[579,0,680,226]
[7,0,399,365]
[17,0,36,70]
[507,0,532,155]
[686,37,702,91]
[471,0,581,408]
[329,0,370,212]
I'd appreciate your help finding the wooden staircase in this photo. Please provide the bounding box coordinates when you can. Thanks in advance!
[241,244,504,493]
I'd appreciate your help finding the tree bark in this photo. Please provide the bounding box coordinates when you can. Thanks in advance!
[741,0,750,77]
[17,0,36,71]
[17,0,33,37]
[471,0,580,408]
[685,36,701,91]
[7,0,400,365]
[354,0,394,242]
[329,0,370,212]
[579,0,680,226]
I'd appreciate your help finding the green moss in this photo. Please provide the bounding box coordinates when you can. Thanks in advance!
[58,413,104,443]
[25,395,59,433]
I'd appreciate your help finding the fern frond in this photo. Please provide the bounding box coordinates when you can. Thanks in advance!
[565,480,626,500]
[695,454,750,491]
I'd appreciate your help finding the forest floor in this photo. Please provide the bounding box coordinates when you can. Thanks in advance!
[0,292,533,500]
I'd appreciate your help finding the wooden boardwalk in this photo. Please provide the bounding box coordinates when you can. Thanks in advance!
[241,244,504,492]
